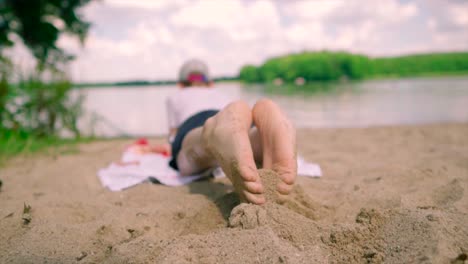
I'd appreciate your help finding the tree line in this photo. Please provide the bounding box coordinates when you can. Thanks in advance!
[239,51,468,83]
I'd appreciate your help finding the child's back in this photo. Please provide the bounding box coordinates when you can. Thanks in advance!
[166,87,231,129]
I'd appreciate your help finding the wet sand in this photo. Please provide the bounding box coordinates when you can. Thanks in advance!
[1,123,467,263]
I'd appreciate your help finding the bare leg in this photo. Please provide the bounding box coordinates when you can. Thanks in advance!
[177,100,265,204]
[177,99,296,204]
[252,99,297,195]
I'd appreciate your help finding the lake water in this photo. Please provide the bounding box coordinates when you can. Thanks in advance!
[74,76,468,137]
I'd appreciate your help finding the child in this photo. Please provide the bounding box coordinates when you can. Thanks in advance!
[166,59,297,205]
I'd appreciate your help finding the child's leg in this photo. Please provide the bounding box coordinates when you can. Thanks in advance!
[252,99,297,196]
[177,99,296,204]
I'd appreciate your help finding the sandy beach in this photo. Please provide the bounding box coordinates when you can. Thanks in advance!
[1,123,467,263]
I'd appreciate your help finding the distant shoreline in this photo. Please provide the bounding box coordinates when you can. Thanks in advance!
[73,77,239,89]
[73,50,468,88]
[239,51,468,84]
[72,73,468,89]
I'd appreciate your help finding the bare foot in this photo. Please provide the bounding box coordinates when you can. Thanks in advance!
[202,101,266,204]
[253,99,297,196]
[177,99,295,205]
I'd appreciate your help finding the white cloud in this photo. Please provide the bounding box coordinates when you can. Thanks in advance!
[171,1,248,29]
[283,1,341,20]
[170,0,281,41]
[6,0,468,82]
[132,22,174,46]
[449,3,468,26]
[106,0,187,10]
[285,22,324,44]
[427,18,437,30]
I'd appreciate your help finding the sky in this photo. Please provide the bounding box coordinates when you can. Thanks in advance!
[10,0,468,82]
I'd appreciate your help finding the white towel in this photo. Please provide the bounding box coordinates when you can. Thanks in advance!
[98,150,322,191]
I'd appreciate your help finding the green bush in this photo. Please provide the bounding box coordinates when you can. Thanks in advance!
[0,57,13,126]
[239,65,260,83]
[1,69,83,138]
[3,75,83,138]
[0,128,86,164]
[0,70,84,162]
[371,53,468,77]
[239,51,468,84]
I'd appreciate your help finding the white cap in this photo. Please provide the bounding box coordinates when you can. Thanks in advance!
[178,59,210,83]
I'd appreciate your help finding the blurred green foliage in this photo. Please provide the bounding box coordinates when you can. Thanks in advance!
[1,74,83,138]
[0,71,85,162]
[0,0,93,161]
[0,129,84,164]
[240,51,468,84]
[0,0,92,70]
[370,53,468,77]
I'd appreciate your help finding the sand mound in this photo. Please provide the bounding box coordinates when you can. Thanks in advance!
[158,170,327,263]
[158,196,325,264]
[158,169,468,264]
[258,169,280,202]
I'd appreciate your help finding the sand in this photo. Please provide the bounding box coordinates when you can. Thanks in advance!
[1,123,468,263]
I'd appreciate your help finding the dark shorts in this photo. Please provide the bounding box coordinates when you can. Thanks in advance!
[169,110,219,170]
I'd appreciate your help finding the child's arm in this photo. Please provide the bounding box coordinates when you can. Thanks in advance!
[151,143,171,156]
[168,128,177,142]
[166,96,178,143]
